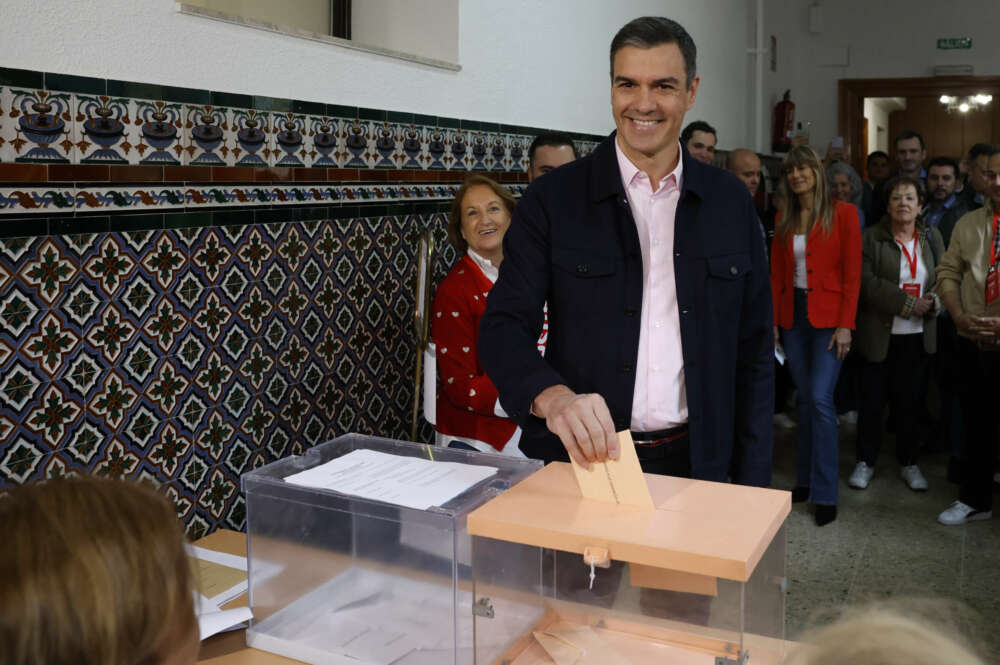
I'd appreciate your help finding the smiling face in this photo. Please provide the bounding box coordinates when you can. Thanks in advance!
[611,43,698,175]
[889,183,920,225]
[459,184,511,261]
[686,129,716,164]
[786,163,816,196]
[831,173,854,202]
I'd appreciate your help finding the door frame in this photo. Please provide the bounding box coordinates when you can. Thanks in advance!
[838,76,1000,174]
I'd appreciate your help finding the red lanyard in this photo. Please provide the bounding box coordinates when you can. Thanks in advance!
[898,234,918,280]
[992,211,1000,268]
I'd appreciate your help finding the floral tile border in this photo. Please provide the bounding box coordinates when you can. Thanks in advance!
[0,182,526,215]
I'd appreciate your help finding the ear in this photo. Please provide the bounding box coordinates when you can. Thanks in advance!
[685,76,701,111]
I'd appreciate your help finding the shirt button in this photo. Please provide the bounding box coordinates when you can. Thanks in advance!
[730,265,738,275]
[654,321,662,328]
[681,308,690,315]
[625,308,636,317]
[576,264,589,274]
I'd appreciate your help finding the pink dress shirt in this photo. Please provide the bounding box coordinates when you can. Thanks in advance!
[615,139,687,431]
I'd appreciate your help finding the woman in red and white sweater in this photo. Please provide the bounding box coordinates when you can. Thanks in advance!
[432,175,544,455]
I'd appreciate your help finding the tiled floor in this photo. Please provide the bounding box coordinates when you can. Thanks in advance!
[773,415,1000,654]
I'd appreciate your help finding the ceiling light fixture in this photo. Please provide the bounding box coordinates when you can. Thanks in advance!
[940,93,993,113]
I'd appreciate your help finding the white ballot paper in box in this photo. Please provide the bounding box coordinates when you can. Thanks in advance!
[283,449,498,510]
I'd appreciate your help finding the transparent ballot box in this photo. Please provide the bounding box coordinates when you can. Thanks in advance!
[466,462,790,665]
[241,434,543,665]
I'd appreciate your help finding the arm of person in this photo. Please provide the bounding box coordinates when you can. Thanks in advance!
[431,283,504,416]
[732,193,776,488]
[858,227,910,318]
[478,186,617,467]
[936,218,973,333]
[769,210,786,345]
[837,203,864,329]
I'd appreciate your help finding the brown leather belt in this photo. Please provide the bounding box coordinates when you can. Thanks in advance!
[632,425,689,447]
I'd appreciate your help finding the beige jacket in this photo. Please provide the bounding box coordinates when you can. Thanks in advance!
[935,200,998,339]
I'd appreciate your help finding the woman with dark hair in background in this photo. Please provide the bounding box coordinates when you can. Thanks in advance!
[770,146,862,526]
[850,175,944,492]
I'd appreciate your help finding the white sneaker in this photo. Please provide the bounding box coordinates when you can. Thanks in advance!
[938,501,992,526]
[900,465,928,491]
[772,413,796,429]
[848,461,874,489]
[839,410,858,426]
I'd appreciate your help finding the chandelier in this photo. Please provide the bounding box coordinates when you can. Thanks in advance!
[939,94,992,113]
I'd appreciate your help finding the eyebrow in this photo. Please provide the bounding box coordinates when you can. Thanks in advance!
[613,75,681,87]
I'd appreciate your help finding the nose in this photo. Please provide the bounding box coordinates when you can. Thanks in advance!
[634,87,655,112]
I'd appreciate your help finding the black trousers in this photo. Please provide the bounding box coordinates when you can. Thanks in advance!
[957,337,1000,511]
[856,334,928,467]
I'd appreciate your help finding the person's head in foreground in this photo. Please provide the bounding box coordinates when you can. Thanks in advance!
[784,600,987,665]
[0,476,198,665]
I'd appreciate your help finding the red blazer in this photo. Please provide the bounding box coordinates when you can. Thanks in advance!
[432,255,517,449]
[770,200,862,330]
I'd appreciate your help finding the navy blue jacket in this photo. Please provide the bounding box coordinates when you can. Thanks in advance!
[479,133,774,486]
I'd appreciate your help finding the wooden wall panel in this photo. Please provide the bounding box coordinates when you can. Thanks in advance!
[889,96,998,161]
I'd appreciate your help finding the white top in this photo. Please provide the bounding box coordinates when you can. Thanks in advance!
[615,139,687,431]
[793,234,808,289]
[891,236,926,335]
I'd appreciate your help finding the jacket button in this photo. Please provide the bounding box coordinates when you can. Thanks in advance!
[577,264,589,274]
[730,265,738,275]
[681,308,690,315]
[624,308,636,317]
[621,365,633,373]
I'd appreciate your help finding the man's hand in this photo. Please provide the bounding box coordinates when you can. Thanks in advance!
[532,385,618,469]
[911,294,934,317]
[968,316,1000,341]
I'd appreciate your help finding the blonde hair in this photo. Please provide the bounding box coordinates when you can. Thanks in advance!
[785,600,987,665]
[777,145,835,239]
[0,476,195,665]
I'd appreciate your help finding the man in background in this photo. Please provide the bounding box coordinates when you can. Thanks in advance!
[680,119,717,164]
[924,156,970,246]
[527,132,578,182]
[959,142,993,212]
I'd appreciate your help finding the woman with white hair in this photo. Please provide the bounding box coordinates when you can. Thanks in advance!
[827,160,867,229]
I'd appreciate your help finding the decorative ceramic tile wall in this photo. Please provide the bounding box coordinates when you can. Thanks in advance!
[0,66,601,536]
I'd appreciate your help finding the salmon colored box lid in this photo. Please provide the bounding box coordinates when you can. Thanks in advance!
[466,462,791,582]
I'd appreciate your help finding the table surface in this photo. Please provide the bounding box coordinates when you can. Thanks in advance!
[194,529,303,665]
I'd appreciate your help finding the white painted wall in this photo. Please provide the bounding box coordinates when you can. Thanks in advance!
[764,0,1000,154]
[351,0,459,65]
[0,0,753,145]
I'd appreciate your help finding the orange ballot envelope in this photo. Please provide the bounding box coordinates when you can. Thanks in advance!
[569,430,654,509]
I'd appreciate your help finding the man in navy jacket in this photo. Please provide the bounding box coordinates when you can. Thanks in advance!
[479,16,773,486]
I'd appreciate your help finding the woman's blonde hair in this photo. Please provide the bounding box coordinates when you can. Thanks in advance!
[777,145,835,239]
[785,600,987,665]
[0,476,195,665]
[447,174,517,252]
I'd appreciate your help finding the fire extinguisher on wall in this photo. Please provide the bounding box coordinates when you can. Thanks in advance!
[772,90,795,153]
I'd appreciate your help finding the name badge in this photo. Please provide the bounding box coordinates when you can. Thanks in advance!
[902,283,921,299]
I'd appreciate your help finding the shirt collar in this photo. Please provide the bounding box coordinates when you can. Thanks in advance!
[614,138,684,194]
[466,248,498,282]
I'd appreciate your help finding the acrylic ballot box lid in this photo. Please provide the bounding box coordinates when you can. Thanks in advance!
[467,462,790,582]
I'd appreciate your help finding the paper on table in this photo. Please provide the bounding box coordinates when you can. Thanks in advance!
[535,624,635,665]
[283,448,498,510]
[186,545,247,607]
[194,591,253,640]
[569,431,654,508]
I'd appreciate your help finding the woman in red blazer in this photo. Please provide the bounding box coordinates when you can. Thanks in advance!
[770,146,862,526]
[432,175,529,455]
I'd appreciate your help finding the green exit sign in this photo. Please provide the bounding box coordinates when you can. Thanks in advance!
[937,37,972,50]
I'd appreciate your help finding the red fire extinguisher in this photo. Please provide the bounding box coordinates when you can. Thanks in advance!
[772,90,795,153]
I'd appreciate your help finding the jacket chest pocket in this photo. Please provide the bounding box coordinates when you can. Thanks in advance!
[551,248,620,314]
[552,248,617,278]
[705,253,751,312]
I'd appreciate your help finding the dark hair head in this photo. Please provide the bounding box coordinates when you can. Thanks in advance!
[609,17,697,88]
[927,156,960,179]
[968,143,998,161]
[681,120,717,146]
[528,132,578,165]
[884,174,927,208]
[448,175,516,253]
[894,130,925,151]
[867,150,890,164]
